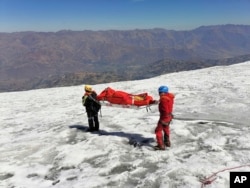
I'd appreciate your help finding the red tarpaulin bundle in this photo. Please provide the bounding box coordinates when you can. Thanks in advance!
[97,87,155,107]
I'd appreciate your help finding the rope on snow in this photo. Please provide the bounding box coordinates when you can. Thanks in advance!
[200,164,250,188]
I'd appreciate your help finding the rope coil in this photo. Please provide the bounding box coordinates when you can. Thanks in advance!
[200,164,250,187]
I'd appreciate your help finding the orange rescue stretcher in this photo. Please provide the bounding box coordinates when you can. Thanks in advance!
[97,87,158,110]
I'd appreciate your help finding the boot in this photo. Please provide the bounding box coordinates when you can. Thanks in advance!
[164,134,171,147]
[164,140,171,147]
[154,144,165,150]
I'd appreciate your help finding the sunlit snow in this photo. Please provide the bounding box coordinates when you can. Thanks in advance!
[1,61,250,188]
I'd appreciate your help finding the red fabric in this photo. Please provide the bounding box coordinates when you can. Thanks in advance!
[155,122,170,146]
[155,92,175,146]
[133,93,153,106]
[158,93,174,122]
[97,87,115,101]
[97,87,154,106]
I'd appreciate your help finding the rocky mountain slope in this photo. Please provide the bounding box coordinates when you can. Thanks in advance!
[1,24,250,92]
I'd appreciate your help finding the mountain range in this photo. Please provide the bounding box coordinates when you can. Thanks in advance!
[1,24,250,92]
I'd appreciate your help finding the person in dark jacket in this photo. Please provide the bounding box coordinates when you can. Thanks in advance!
[82,85,101,132]
[154,85,175,150]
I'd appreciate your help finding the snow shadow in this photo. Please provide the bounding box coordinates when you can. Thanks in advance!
[68,124,155,147]
[69,125,88,131]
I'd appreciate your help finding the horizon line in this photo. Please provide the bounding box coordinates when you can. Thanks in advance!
[1,24,250,34]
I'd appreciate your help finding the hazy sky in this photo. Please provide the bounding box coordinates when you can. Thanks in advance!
[1,0,250,32]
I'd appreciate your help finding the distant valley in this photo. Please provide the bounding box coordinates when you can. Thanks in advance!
[1,24,250,92]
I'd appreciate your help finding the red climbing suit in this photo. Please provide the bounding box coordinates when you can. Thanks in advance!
[97,87,154,106]
[155,92,175,146]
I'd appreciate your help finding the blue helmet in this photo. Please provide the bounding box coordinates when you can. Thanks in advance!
[158,85,168,93]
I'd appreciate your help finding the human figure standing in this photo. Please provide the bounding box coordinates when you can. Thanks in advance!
[82,85,101,132]
[154,85,175,150]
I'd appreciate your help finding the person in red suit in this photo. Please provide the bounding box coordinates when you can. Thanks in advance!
[154,85,175,150]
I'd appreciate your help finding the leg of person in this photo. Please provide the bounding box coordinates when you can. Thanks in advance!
[88,117,95,131]
[87,111,94,131]
[163,119,172,147]
[154,121,165,150]
[93,114,99,131]
[163,125,171,147]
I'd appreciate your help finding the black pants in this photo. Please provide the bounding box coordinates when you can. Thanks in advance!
[86,111,99,131]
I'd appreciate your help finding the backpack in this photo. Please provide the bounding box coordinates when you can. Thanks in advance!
[94,101,101,112]
[89,94,101,113]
